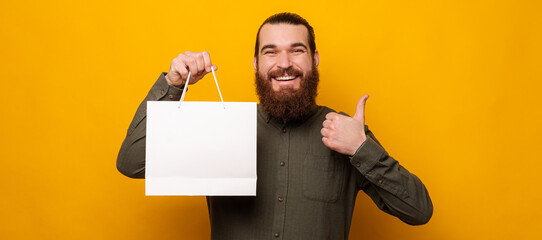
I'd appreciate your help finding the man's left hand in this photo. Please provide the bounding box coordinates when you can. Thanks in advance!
[321,95,370,156]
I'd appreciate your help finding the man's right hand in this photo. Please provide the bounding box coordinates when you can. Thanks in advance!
[165,51,217,87]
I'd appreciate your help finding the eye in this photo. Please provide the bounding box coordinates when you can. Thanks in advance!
[264,50,276,55]
[292,49,305,53]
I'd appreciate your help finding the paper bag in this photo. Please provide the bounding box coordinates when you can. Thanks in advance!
[145,100,257,196]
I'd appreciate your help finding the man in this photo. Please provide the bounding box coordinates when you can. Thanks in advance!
[117,12,432,239]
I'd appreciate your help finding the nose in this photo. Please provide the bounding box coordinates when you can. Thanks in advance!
[277,52,292,69]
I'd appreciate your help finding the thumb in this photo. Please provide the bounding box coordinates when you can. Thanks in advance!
[353,94,370,122]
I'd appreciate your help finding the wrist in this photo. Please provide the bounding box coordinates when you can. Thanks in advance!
[350,136,367,157]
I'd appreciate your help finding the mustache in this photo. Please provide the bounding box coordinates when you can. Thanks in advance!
[268,67,303,79]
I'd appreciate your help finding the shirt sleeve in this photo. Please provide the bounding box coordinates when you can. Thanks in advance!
[350,126,433,225]
[116,72,184,178]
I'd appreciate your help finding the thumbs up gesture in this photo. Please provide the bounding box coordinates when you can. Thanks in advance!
[321,95,370,156]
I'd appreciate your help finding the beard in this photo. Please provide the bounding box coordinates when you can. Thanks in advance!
[255,65,319,123]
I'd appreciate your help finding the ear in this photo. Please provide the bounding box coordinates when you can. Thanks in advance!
[313,50,320,68]
[253,56,258,72]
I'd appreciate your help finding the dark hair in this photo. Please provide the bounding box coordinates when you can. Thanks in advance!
[254,12,316,58]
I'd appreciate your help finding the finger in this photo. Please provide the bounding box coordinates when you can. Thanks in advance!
[353,94,370,122]
[201,51,214,72]
[168,59,180,78]
[176,61,189,81]
[322,119,333,129]
[325,112,339,120]
[194,53,205,75]
[322,137,334,149]
[320,127,330,137]
[184,56,198,78]
[181,52,195,71]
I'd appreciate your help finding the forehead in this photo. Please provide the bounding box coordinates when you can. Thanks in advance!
[258,23,309,48]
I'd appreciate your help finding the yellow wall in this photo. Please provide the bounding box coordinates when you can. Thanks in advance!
[1,0,541,239]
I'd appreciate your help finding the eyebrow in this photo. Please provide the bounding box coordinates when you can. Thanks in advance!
[260,44,276,54]
[291,42,308,50]
[260,42,309,54]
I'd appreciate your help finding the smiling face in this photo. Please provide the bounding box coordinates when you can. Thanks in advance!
[254,23,319,92]
[254,23,321,123]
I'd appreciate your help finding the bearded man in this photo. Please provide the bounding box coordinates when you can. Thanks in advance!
[117,12,433,240]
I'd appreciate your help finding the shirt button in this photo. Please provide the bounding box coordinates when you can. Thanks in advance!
[274,232,280,238]
[280,161,285,167]
[278,197,284,202]
[282,128,287,133]
[168,94,174,99]
[378,179,383,184]
[161,90,165,95]
[355,162,361,167]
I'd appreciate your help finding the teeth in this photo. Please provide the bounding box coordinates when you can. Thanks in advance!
[275,76,296,81]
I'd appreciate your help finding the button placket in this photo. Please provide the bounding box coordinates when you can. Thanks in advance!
[272,124,289,240]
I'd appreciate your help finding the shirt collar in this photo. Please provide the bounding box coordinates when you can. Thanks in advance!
[257,104,321,126]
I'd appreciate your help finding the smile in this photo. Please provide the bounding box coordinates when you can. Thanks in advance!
[273,75,298,81]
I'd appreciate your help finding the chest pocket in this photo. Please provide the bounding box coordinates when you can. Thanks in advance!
[303,153,346,202]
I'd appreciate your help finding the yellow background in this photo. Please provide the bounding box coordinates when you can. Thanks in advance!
[1,0,541,239]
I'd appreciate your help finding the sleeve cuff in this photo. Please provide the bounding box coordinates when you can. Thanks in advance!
[349,136,386,175]
[149,72,184,101]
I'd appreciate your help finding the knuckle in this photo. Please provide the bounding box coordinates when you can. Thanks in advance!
[196,55,204,64]
[185,57,195,65]
[203,51,210,60]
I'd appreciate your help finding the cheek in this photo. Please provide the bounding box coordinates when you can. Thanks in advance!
[293,58,313,72]
[257,59,275,73]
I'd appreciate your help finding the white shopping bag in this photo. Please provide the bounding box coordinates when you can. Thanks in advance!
[145,71,257,196]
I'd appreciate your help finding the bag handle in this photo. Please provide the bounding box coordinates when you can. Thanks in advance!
[178,67,225,109]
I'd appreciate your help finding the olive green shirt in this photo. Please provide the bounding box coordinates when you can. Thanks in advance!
[117,73,433,239]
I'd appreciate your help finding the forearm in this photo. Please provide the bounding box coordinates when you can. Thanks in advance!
[352,128,433,225]
[116,72,184,178]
